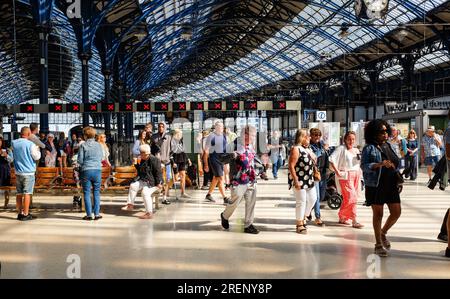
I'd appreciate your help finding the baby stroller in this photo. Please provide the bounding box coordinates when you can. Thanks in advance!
[324,172,343,210]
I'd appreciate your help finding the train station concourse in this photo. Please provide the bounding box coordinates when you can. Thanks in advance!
[0,0,450,284]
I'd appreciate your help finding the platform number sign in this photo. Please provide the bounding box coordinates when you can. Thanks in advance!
[20,104,34,113]
[137,103,151,112]
[67,104,81,113]
[155,102,169,111]
[316,111,327,121]
[244,101,258,110]
[173,102,187,111]
[190,102,204,110]
[84,104,98,112]
[208,101,222,111]
[226,101,240,111]
[273,101,287,110]
[49,104,63,113]
[102,103,116,112]
[120,103,133,112]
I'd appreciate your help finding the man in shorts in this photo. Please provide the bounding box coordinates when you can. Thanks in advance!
[421,126,442,181]
[203,121,230,204]
[10,127,41,221]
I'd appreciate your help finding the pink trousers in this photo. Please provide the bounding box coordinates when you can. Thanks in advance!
[338,171,360,222]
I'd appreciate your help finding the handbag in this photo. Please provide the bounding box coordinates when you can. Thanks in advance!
[313,166,321,182]
[306,150,321,182]
[395,171,404,193]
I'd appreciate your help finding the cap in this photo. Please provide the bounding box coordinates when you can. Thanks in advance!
[427,126,435,131]
[47,133,55,138]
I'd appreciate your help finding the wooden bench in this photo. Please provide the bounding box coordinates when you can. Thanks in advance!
[2,167,62,208]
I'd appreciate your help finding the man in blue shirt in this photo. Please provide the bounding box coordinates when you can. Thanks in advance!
[10,127,41,221]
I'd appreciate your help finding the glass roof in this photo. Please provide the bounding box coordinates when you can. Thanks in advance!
[150,0,448,101]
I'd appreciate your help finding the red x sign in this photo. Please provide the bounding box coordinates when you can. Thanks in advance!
[179,103,185,109]
[197,103,203,109]
[279,102,285,108]
[144,104,150,110]
[161,104,168,110]
[55,105,62,111]
[215,103,221,109]
[27,106,33,112]
[90,105,97,111]
[232,103,239,109]
[108,104,114,111]
[250,103,257,109]
[73,105,79,111]
[126,104,132,110]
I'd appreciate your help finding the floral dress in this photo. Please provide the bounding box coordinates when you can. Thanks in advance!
[231,146,257,186]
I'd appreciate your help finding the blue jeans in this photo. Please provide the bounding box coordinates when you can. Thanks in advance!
[81,169,102,217]
[271,155,283,178]
[313,180,326,218]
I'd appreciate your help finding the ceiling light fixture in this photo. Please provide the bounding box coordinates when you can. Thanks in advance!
[180,24,193,41]
[338,23,350,39]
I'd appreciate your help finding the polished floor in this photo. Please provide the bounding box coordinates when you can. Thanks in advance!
[0,168,449,279]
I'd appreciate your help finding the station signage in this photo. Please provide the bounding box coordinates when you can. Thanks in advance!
[244,101,258,110]
[137,103,151,111]
[190,102,204,110]
[384,101,418,114]
[102,103,116,112]
[120,103,134,112]
[173,102,187,111]
[84,103,98,112]
[49,104,63,113]
[20,104,34,113]
[67,104,81,112]
[423,99,450,110]
[208,101,222,111]
[226,101,240,111]
[154,102,169,111]
[273,100,287,110]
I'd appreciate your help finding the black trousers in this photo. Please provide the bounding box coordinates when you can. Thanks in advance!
[440,209,449,236]
[404,155,418,180]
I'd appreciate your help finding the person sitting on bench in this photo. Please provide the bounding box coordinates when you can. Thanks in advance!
[122,144,162,219]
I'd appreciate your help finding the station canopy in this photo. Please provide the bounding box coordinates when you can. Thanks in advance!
[1,0,450,104]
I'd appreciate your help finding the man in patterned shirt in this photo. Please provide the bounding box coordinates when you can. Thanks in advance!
[220,125,259,234]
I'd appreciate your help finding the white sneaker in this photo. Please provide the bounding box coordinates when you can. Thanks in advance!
[181,193,192,198]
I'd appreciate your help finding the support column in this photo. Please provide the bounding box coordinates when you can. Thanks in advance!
[400,55,416,105]
[79,52,92,127]
[103,69,112,140]
[343,73,351,132]
[368,69,379,120]
[116,80,124,144]
[38,25,50,134]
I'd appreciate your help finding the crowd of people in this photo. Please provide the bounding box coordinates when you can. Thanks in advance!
[1,114,449,259]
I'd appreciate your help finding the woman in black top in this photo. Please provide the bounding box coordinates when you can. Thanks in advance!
[362,120,402,257]
[0,137,11,187]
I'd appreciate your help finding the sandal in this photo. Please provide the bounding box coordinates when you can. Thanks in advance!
[374,244,388,257]
[296,225,307,234]
[352,222,364,229]
[339,219,351,225]
[381,232,391,250]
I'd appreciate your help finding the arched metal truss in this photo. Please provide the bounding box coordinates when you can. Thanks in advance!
[1,0,450,105]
